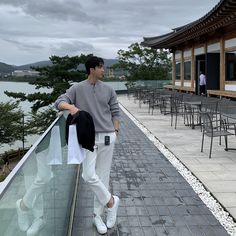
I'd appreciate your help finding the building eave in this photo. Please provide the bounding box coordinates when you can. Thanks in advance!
[142,0,236,49]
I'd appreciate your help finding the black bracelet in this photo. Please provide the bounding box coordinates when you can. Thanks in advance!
[115,129,119,133]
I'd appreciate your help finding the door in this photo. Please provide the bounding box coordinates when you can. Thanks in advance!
[195,54,206,95]
[197,60,206,95]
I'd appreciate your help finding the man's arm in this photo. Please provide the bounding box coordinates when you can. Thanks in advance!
[113,119,120,134]
[109,88,120,134]
[58,101,79,115]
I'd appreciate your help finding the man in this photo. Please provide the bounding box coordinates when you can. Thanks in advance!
[55,56,120,234]
[199,71,206,95]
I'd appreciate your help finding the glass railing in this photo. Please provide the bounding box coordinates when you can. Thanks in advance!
[133,80,172,88]
[104,81,127,91]
[0,112,78,236]
[105,80,172,91]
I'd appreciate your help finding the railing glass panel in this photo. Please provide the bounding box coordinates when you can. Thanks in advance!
[134,80,171,88]
[0,112,78,236]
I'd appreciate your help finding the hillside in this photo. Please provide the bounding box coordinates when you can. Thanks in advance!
[104,59,119,67]
[0,58,119,73]
[0,62,15,74]
[16,61,52,70]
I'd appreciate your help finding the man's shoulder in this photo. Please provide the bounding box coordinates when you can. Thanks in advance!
[71,80,87,88]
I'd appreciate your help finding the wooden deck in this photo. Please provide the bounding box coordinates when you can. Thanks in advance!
[164,85,195,93]
[207,90,236,98]
[163,86,236,99]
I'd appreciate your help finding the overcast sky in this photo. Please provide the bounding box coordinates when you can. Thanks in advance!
[0,0,219,65]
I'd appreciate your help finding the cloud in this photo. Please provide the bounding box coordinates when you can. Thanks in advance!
[50,40,95,56]
[0,0,219,65]
[0,0,104,24]
[4,39,44,50]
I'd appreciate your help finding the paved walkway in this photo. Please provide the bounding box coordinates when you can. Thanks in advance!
[118,95,236,221]
[72,108,229,235]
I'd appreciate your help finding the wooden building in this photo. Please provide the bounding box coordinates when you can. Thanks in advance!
[142,0,236,98]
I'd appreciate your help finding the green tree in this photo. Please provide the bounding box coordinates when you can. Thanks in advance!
[0,101,24,146]
[4,54,91,134]
[115,42,171,81]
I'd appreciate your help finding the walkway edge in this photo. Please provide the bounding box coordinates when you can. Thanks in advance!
[119,102,236,236]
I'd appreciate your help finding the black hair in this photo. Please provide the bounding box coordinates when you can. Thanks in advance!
[85,56,104,75]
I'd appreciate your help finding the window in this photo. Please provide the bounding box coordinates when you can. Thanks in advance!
[175,62,180,80]
[184,61,191,80]
[225,51,236,81]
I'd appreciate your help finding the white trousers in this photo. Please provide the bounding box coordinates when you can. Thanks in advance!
[82,132,116,216]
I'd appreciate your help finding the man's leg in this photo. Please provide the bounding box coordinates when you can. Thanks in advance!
[94,132,119,229]
[82,145,113,234]
[82,132,119,232]
[93,132,116,216]
[82,148,111,208]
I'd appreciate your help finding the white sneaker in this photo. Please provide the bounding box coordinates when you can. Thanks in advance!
[106,195,119,229]
[27,218,45,236]
[16,199,31,231]
[93,215,107,234]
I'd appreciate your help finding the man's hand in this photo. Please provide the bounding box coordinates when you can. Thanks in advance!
[69,105,80,115]
[59,102,80,115]
[115,129,119,136]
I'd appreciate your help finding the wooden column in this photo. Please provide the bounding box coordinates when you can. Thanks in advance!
[172,52,176,86]
[181,51,184,86]
[220,38,225,91]
[191,47,195,89]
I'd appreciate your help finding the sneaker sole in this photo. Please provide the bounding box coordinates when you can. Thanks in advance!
[106,196,120,228]
[93,220,107,234]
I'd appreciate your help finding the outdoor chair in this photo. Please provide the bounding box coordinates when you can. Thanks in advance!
[126,85,135,99]
[217,101,236,144]
[170,96,185,129]
[199,111,234,158]
[183,102,196,128]
[160,96,171,115]
[138,88,151,108]
[157,91,172,115]
[149,91,161,114]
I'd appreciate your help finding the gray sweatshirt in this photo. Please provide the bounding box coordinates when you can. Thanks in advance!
[55,79,120,132]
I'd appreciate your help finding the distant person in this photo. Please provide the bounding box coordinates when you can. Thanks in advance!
[54,56,120,234]
[199,71,206,95]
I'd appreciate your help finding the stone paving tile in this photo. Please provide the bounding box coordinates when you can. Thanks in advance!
[72,111,229,236]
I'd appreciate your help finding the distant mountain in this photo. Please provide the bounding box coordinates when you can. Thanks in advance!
[103,59,118,67]
[0,62,15,74]
[0,61,53,74]
[16,61,52,70]
[0,59,119,74]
